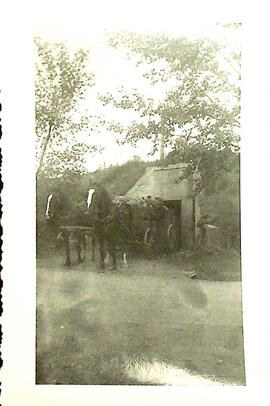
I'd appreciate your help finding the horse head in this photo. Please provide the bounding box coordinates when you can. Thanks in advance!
[86,188,96,211]
[45,192,63,220]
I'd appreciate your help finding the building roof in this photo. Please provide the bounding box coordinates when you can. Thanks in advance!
[125,163,195,201]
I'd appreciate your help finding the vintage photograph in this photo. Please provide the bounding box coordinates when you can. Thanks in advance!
[35,6,244,385]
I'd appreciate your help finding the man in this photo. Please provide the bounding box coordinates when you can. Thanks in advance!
[116,196,133,232]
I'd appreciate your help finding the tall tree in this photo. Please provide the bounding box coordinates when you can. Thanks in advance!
[35,38,100,177]
[99,31,240,191]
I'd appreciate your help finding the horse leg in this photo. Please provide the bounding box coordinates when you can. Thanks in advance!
[108,240,117,271]
[63,232,71,267]
[122,251,128,269]
[75,233,82,264]
[76,233,86,264]
[81,234,87,261]
[120,231,129,270]
[97,233,105,271]
[91,236,96,261]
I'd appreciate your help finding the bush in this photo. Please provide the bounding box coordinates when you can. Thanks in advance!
[198,164,240,251]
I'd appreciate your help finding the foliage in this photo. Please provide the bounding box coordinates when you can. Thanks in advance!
[43,143,101,177]
[99,31,240,191]
[90,160,147,197]
[198,158,240,249]
[35,38,100,176]
[164,145,240,193]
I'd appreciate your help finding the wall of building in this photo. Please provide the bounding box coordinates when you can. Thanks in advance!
[181,198,195,248]
[194,197,201,241]
[178,197,200,248]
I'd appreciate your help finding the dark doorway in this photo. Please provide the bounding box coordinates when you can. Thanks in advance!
[164,200,182,249]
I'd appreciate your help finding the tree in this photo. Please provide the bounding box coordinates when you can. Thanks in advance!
[99,31,240,191]
[35,38,100,177]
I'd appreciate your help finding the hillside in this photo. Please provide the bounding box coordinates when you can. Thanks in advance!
[90,160,148,198]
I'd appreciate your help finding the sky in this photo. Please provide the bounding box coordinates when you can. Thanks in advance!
[34,0,242,172]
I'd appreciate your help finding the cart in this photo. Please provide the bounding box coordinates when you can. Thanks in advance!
[115,197,180,257]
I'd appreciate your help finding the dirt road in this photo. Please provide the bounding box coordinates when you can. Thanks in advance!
[36,255,245,385]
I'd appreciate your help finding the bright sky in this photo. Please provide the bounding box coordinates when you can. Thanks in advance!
[34,0,242,172]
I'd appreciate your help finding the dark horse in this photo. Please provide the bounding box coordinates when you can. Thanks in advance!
[87,182,117,271]
[45,191,96,266]
[87,183,133,271]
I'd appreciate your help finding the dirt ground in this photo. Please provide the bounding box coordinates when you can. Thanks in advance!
[36,250,245,386]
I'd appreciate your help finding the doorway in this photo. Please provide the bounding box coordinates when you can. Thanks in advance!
[164,200,182,249]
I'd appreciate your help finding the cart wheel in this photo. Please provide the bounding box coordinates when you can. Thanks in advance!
[167,224,178,253]
[144,227,155,258]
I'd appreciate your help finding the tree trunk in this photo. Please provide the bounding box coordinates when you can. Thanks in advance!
[159,133,165,160]
[36,124,52,177]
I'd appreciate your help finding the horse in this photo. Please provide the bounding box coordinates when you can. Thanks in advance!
[87,184,116,271]
[112,196,133,268]
[87,186,132,271]
[45,191,96,266]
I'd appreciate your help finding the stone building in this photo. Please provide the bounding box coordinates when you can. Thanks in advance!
[125,163,200,248]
